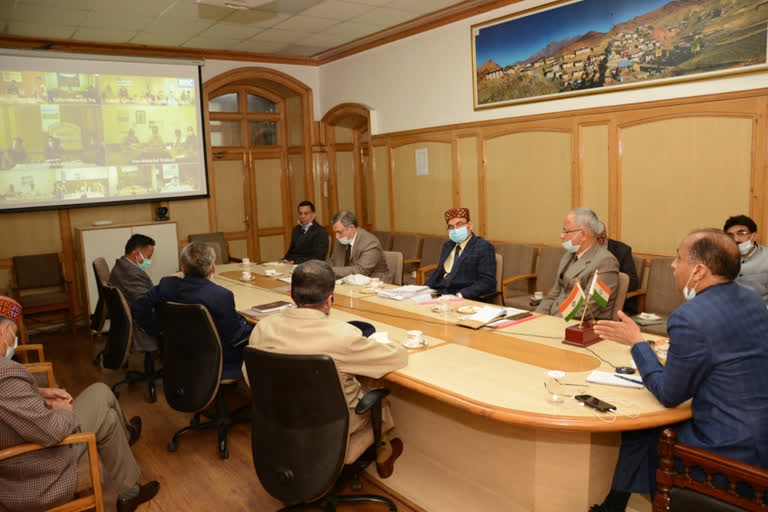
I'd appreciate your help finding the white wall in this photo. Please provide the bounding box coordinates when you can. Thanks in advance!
[318,0,768,135]
[201,59,321,120]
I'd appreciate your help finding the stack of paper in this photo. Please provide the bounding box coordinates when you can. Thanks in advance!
[466,306,507,323]
[377,285,430,301]
[586,370,644,389]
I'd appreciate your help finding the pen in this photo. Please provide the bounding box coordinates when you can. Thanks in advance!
[614,374,644,386]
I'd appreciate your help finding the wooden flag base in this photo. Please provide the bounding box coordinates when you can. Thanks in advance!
[563,321,602,348]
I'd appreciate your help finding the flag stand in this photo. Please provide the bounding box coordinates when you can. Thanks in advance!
[563,270,602,348]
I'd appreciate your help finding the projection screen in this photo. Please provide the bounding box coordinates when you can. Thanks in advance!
[0,53,209,212]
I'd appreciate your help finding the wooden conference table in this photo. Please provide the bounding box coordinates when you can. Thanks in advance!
[213,263,691,512]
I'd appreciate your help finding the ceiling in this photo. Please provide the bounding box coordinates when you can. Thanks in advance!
[0,0,467,58]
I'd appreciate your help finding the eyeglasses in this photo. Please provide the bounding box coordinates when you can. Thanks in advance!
[447,221,468,231]
[727,230,752,239]
[560,228,582,236]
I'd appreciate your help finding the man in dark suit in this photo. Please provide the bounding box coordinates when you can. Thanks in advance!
[109,233,158,351]
[591,229,768,512]
[282,200,329,264]
[328,210,389,280]
[597,223,640,316]
[536,208,620,320]
[425,207,496,300]
[132,243,253,380]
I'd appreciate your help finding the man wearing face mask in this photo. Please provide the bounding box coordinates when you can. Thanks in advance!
[590,229,768,512]
[0,296,160,512]
[329,210,389,280]
[536,208,619,320]
[245,260,408,477]
[282,200,329,264]
[425,207,496,300]
[723,214,768,304]
[132,243,253,380]
[109,234,158,351]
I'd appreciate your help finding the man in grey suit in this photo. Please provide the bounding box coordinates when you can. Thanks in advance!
[328,210,389,280]
[109,234,158,351]
[536,208,620,321]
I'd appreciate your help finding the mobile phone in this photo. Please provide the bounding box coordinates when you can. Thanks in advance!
[508,312,533,321]
[574,394,616,412]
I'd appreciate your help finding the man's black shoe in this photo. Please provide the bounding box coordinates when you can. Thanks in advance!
[116,481,159,512]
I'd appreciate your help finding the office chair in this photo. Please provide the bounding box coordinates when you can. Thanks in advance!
[102,285,161,403]
[654,428,768,511]
[159,302,249,459]
[243,347,397,511]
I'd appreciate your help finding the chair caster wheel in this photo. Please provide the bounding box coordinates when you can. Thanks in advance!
[148,388,157,403]
[219,448,229,459]
[167,441,177,452]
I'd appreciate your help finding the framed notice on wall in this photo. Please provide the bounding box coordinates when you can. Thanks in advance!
[471,0,768,109]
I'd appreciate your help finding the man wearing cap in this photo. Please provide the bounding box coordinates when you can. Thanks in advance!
[0,296,159,512]
[425,207,497,300]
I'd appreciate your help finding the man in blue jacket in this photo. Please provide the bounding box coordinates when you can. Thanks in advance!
[591,229,768,512]
[425,207,496,300]
[132,243,253,380]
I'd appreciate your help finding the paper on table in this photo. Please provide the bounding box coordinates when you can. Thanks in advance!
[586,370,644,389]
[410,293,434,304]
[378,285,430,301]
[467,306,507,323]
[278,277,292,283]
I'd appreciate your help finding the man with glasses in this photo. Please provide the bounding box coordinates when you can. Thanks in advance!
[329,210,389,280]
[536,207,619,320]
[724,214,768,304]
[425,207,496,300]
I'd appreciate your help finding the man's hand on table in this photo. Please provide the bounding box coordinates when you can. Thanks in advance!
[594,311,645,346]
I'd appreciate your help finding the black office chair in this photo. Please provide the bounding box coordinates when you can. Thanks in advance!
[102,285,162,403]
[159,302,249,459]
[91,257,110,366]
[243,347,397,511]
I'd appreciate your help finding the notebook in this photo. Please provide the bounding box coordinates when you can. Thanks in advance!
[251,300,292,314]
[586,370,644,389]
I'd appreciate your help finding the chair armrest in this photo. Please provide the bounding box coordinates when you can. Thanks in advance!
[626,289,646,299]
[232,336,249,350]
[355,388,390,415]
[501,273,536,301]
[416,264,438,286]
[229,256,243,263]
[0,431,96,460]
[626,289,646,314]
[15,344,45,362]
[403,258,421,265]
[25,362,55,387]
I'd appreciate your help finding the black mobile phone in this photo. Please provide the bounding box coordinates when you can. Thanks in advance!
[574,394,616,413]
[508,312,533,321]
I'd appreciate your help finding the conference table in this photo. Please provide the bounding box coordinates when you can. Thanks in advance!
[212,263,691,512]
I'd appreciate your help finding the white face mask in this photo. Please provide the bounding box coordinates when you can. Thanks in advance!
[562,239,581,254]
[738,240,753,256]
[682,268,698,301]
[4,326,18,360]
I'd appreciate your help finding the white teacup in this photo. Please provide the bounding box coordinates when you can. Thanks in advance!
[405,330,426,348]
[369,331,390,344]
[241,257,250,265]
[241,271,252,281]
[534,291,544,300]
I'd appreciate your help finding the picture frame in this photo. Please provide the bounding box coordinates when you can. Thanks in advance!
[471,0,768,109]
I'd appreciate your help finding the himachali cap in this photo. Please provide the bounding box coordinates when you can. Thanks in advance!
[444,208,470,223]
[0,296,21,322]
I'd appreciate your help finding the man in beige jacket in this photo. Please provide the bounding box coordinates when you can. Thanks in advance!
[245,259,408,477]
[328,210,390,280]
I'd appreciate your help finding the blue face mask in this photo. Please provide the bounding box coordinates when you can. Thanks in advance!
[449,226,469,244]
[562,239,581,254]
[138,251,152,271]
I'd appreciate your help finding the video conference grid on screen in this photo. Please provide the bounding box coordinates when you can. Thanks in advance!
[0,61,208,211]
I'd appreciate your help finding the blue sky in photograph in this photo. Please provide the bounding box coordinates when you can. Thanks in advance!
[475,0,671,66]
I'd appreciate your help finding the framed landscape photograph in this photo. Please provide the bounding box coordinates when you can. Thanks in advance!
[472,0,768,109]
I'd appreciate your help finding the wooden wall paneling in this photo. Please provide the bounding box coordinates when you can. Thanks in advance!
[477,137,488,238]
[58,209,81,319]
[388,145,396,231]
[458,136,479,222]
[751,97,767,241]
[571,120,582,208]
[353,130,364,222]
[201,92,217,233]
[303,93,314,206]
[326,125,338,217]
[372,144,391,231]
[580,122,610,228]
[608,117,620,239]
[451,136,461,207]
[280,105,293,252]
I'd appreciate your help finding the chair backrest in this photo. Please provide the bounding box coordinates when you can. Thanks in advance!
[612,272,630,320]
[188,232,230,264]
[633,254,646,288]
[493,252,503,302]
[536,246,566,294]
[91,258,110,331]
[158,302,222,413]
[383,251,404,285]
[13,253,63,288]
[243,347,349,505]
[420,236,447,268]
[496,242,538,294]
[654,428,768,512]
[101,286,132,370]
[390,233,423,261]
[92,257,110,284]
[372,230,393,251]
[207,242,224,265]
[645,257,684,315]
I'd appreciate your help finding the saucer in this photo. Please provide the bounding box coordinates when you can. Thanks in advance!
[456,305,479,315]
[359,287,379,294]
[241,275,256,282]
[638,313,661,320]
[403,340,427,349]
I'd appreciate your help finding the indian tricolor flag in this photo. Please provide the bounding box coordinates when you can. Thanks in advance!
[588,272,611,308]
[558,282,585,321]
